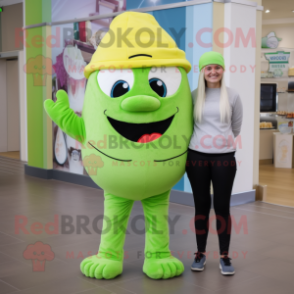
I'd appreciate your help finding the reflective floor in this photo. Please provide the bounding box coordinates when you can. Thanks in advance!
[0,156,294,294]
[259,163,294,207]
[0,152,20,161]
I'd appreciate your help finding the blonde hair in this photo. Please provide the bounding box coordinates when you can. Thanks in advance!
[193,68,231,123]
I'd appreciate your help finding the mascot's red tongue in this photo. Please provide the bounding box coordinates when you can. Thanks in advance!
[137,133,162,143]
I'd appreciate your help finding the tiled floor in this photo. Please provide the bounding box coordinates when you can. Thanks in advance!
[1,156,294,294]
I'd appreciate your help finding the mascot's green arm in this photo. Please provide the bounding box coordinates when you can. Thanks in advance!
[44,90,86,144]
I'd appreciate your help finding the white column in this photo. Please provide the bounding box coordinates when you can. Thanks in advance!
[223,2,257,194]
[0,59,7,152]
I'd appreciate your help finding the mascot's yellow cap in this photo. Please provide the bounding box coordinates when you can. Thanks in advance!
[84,12,191,78]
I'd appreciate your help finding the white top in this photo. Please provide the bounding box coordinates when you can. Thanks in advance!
[189,87,243,154]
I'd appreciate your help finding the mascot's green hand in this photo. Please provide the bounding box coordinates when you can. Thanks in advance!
[44,89,86,144]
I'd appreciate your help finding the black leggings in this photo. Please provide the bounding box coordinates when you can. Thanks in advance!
[186,148,237,256]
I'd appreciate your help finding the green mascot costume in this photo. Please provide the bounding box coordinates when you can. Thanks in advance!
[44,12,193,280]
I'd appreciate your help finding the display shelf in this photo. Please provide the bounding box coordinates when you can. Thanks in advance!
[261,47,294,53]
[276,115,294,121]
[261,77,294,81]
[277,92,294,113]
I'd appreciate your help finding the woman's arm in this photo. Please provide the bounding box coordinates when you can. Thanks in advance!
[232,94,243,137]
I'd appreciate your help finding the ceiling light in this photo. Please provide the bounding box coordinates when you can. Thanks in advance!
[265,10,270,13]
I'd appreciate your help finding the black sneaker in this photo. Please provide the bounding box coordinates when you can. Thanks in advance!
[191,252,206,271]
[219,256,235,275]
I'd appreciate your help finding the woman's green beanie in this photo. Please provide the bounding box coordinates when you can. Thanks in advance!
[199,51,225,71]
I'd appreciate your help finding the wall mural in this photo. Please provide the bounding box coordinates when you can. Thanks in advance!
[50,0,213,193]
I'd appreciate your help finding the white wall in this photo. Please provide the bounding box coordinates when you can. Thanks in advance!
[0,59,7,152]
[21,0,27,162]
[224,3,257,194]
[262,23,294,49]
[18,50,27,162]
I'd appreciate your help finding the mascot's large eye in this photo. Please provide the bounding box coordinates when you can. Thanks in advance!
[148,66,182,97]
[97,69,134,97]
[149,78,167,97]
[111,80,130,98]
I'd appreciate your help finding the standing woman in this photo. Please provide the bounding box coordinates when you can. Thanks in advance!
[186,51,243,275]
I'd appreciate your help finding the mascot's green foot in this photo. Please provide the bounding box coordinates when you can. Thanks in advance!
[143,256,184,279]
[80,255,123,279]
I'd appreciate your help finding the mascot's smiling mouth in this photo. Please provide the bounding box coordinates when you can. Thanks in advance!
[104,108,178,143]
[88,107,187,162]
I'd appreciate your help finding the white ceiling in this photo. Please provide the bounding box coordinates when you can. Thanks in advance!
[0,0,293,21]
[262,0,294,20]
